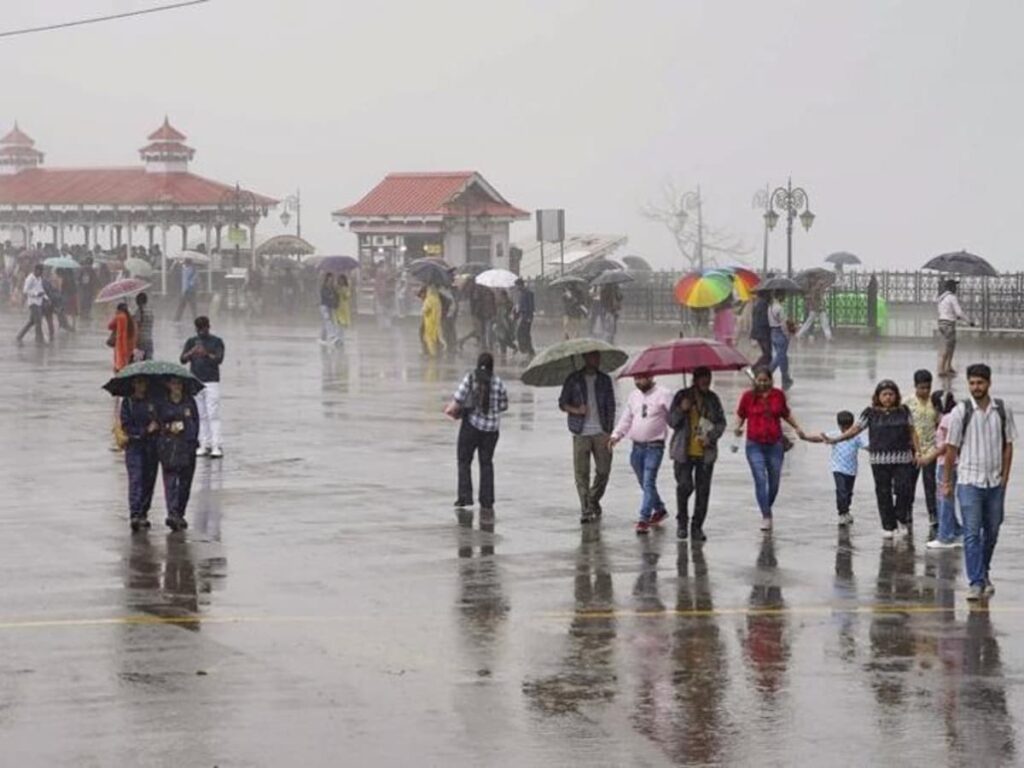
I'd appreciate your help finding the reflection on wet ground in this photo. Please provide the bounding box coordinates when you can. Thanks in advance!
[0,313,1023,764]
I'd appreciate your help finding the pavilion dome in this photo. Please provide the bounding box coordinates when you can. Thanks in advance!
[139,117,194,172]
[0,122,44,175]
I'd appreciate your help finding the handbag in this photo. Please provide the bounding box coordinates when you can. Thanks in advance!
[112,423,129,450]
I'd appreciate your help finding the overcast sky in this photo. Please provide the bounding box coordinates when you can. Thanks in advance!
[1,1,1021,270]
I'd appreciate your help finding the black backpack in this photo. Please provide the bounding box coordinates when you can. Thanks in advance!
[960,398,1008,446]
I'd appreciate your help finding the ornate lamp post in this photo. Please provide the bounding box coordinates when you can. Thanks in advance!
[753,183,770,274]
[279,189,301,237]
[765,177,815,277]
[676,186,704,271]
[218,183,267,270]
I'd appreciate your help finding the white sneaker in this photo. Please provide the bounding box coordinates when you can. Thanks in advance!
[895,523,910,538]
[881,529,895,539]
[196,446,211,457]
[760,517,773,531]
[926,539,958,550]
[210,447,224,459]
[953,536,964,547]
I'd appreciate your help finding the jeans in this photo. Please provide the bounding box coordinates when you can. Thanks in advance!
[675,459,715,531]
[629,442,666,522]
[745,441,784,517]
[912,459,938,527]
[573,433,612,515]
[935,465,963,542]
[752,336,772,369]
[770,328,791,385]
[175,290,198,322]
[16,304,44,344]
[958,484,1005,587]
[870,462,915,531]
[195,382,222,450]
[833,471,856,515]
[457,421,499,506]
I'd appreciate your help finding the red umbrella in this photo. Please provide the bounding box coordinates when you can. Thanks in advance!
[96,278,151,304]
[618,338,750,378]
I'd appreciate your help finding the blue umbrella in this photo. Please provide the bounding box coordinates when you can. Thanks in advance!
[317,255,359,272]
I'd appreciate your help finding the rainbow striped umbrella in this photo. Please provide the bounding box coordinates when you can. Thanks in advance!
[707,266,760,300]
[674,271,733,308]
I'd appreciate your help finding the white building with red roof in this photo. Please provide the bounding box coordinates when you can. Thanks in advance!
[333,171,528,269]
[0,118,277,291]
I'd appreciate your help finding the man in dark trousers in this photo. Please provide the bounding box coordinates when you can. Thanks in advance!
[559,351,616,524]
[667,366,727,541]
[750,291,772,368]
[513,278,535,357]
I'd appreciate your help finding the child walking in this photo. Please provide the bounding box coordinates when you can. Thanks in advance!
[807,410,869,526]
[927,390,964,549]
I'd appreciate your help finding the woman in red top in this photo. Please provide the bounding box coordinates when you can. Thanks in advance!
[108,302,137,373]
[735,366,807,529]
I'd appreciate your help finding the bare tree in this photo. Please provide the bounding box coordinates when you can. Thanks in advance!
[642,180,752,271]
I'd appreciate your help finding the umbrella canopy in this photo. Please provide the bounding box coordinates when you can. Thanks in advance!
[572,258,623,277]
[795,267,837,291]
[123,257,154,278]
[675,272,733,308]
[755,276,804,294]
[706,266,760,300]
[619,338,750,378]
[474,268,519,289]
[591,270,634,286]
[407,258,453,285]
[102,360,204,398]
[170,250,211,265]
[255,234,316,257]
[923,250,998,277]
[96,278,151,304]
[622,255,653,271]
[825,251,861,267]
[317,255,360,273]
[521,338,628,387]
[43,256,80,270]
[457,262,490,277]
[548,274,589,289]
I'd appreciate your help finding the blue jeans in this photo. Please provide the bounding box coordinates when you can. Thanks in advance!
[770,328,791,384]
[630,442,666,522]
[746,441,784,517]
[957,484,1004,587]
[935,465,963,543]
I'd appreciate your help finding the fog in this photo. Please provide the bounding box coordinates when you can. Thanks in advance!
[2,0,1021,270]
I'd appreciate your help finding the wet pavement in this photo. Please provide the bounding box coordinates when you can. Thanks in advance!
[1,309,1023,766]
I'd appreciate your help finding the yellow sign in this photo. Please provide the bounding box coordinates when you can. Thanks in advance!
[228,225,247,245]
[424,243,442,255]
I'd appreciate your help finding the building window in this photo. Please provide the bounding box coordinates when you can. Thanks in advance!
[469,234,492,264]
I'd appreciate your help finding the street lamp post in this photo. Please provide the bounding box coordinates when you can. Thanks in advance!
[752,183,770,274]
[765,177,814,278]
[677,186,704,271]
[279,189,301,237]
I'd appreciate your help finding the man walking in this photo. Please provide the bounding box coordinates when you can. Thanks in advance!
[559,351,616,524]
[181,316,225,459]
[135,292,155,361]
[611,373,674,535]
[943,363,1016,601]
[936,279,972,377]
[908,369,939,538]
[750,290,771,368]
[667,366,727,541]
[513,278,535,357]
[15,263,46,346]
[174,258,199,322]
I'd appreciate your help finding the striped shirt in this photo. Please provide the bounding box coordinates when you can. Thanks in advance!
[453,372,508,433]
[946,398,1017,487]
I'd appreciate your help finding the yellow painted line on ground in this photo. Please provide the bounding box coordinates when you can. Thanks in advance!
[0,603,1018,632]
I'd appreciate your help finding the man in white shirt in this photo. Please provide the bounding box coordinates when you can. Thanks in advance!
[936,279,973,377]
[943,363,1016,601]
[767,293,793,390]
[15,264,46,346]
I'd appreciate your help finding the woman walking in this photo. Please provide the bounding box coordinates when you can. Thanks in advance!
[158,376,200,531]
[735,367,806,530]
[446,352,508,516]
[121,376,160,532]
[319,273,340,346]
[334,273,352,342]
[827,380,921,539]
[108,302,137,373]
[421,285,444,357]
[926,390,964,549]
[768,292,793,390]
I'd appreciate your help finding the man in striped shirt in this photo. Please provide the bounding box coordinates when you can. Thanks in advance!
[943,363,1016,601]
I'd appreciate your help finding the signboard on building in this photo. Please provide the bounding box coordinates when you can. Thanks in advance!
[536,209,565,243]
[228,225,247,245]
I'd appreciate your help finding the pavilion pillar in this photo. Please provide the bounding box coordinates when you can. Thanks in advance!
[50,224,58,246]
[204,222,213,293]
[215,225,223,252]
[126,220,134,264]
[249,223,257,271]
[114,225,122,250]
[147,225,155,252]
[83,225,91,249]
[160,225,168,295]
[180,224,188,251]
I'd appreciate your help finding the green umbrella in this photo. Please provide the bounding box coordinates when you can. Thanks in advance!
[102,360,204,397]
[43,256,80,270]
[521,338,628,387]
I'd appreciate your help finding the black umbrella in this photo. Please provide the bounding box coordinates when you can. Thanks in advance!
[548,275,589,289]
[572,258,623,277]
[825,251,861,268]
[923,250,998,278]
[755,276,804,294]
[591,270,634,286]
[407,258,453,285]
[622,255,653,271]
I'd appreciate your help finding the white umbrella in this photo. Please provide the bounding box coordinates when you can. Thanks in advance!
[475,268,518,289]
[170,249,211,265]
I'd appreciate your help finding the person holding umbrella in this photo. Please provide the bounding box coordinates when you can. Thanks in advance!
[937,278,973,377]
[768,292,794,390]
[610,373,674,535]
[181,316,225,459]
[513,278,535,357]
[559,351,617,524]
[668,366,727,541]
[158,376,201,531]
[120,376,160,531]
[319,273,341,346]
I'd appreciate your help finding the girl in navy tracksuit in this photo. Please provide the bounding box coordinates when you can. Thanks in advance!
[121,377,160,531]
[158,377,200,531]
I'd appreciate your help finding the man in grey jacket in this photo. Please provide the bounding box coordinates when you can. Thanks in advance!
[668,367,727,541]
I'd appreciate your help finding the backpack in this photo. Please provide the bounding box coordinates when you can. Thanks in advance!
[960,398,1008,446]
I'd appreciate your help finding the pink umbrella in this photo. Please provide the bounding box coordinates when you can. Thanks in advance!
[619,338,749,378]
[95,278,151,304]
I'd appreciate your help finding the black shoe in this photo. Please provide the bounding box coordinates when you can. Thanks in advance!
[591,503,603,519]
[690,528,707,542]
[676,526,688,540]
[480,506,495,521]
[165,516,188,531]
[453,499,472,508]
[581,511,596,525]
[130,516,145,532]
